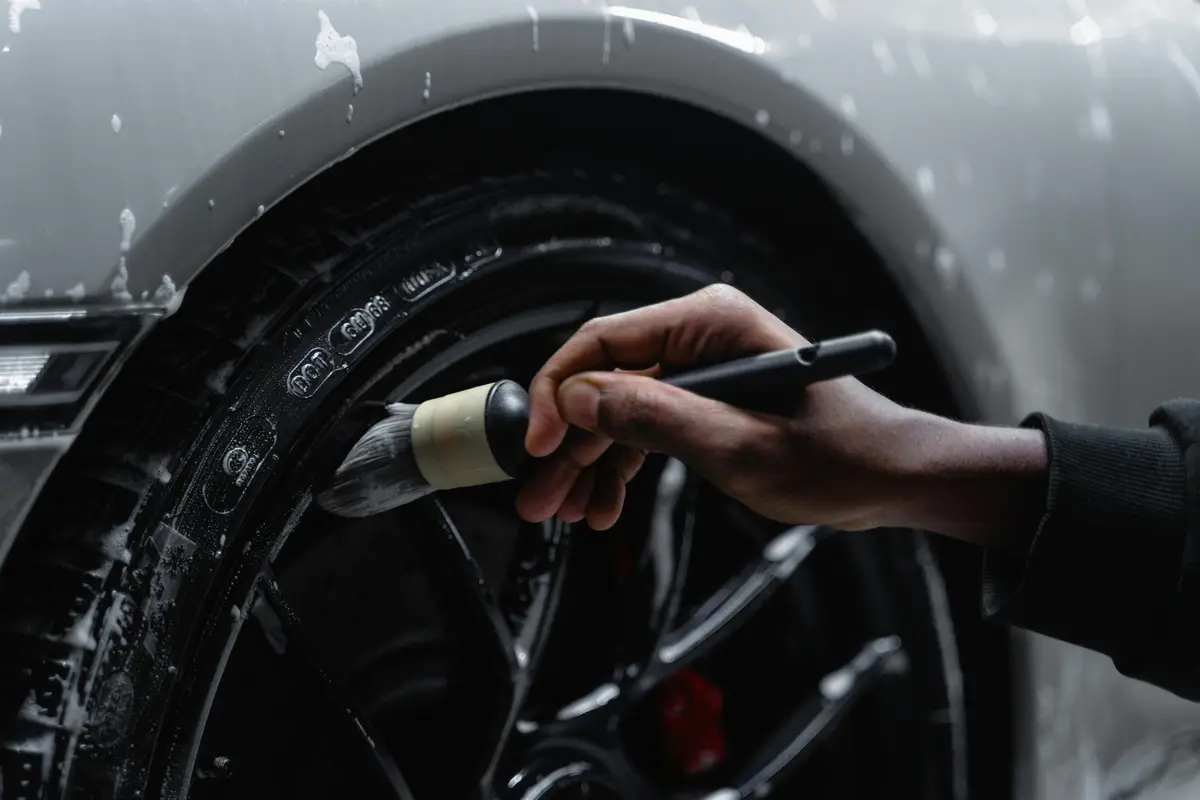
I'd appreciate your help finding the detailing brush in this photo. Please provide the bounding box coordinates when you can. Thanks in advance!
[316,330,897,518]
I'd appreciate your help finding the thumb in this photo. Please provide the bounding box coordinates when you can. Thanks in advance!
[557,371,749,464]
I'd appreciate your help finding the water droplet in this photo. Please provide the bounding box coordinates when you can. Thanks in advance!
[622,16,635,46]
[422,71,431,101]
[872,38,897,75]
[820,669,853,700]
[934,246,958,290]
[719,270,735,283]
[527,6,539,52]
[840,133,855,155]
[987,249,1007,273]
[1080,277,1101,303]
[256,205,265,217]
[208,199,216,210]
[839,94,857,118]
[110,114,122,133]
[346,103,354,123]
[974,11,997,37]
[812,0,837,23]
[1070,16,1101,46]
[277,129,286,139]
[789,130,803,145]
[916,165,936,196]
[906,41,932,77]
[1085,103,1112,141]
[1035,271,1055,294]
[66,283,85,301]
[1,45,8,53]
[754,109,770,127]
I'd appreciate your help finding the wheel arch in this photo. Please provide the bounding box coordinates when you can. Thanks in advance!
[90,10,1008,423]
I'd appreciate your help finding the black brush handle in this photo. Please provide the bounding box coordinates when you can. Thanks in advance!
[662,330,896,410]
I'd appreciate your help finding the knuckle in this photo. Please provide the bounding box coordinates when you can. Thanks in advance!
[599,385,666,442]
[696,283,754,315]
[576,316,609,338]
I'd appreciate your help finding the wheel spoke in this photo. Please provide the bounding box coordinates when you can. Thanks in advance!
[712,636,907,799]
[506,518,572,682]
[250,573,416,800]
[506,518,572,706]
[620,458,695,680]
[641,525,828,687]
[419,496,519,679]
[418,497,572,788]
[546,459,694,729]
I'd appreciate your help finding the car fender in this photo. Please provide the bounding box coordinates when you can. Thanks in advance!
[0,0,1087,425]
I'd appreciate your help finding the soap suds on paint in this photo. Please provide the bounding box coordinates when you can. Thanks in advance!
[119,208,136,252]
[314,10,363,95]
[346,103,354,123]
[111,114,121,133]
[527,6,539,52]
[152,274,177,304]
[65,283,85,301]
[8,0,41,34]
[4,269,29,301]
[111,259,132,303]
[601,5,612,64]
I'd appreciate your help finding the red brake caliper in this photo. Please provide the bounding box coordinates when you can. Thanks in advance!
[658,668,727,777]
[613,534,727,778]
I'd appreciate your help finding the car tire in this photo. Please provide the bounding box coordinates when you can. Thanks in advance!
[0,157,966,800]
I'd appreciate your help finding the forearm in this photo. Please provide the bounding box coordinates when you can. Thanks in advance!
[882,412,1049,548]
[885,404,1200,700]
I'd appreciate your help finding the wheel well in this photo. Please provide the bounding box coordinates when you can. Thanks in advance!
[173,87,1014,796]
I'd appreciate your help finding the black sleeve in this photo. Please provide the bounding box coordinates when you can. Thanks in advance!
[981,399,1200,700]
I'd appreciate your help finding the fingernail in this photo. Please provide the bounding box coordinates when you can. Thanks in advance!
[558,376,601,431]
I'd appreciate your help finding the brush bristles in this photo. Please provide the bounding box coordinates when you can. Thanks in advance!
[316,403,435,517]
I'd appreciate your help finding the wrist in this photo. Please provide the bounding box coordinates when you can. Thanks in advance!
[880,412,1049,547]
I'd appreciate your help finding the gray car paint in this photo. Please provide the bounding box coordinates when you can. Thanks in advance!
[2,0,1200,797]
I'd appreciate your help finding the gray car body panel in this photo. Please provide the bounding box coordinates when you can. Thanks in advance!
[2,0,1199,796]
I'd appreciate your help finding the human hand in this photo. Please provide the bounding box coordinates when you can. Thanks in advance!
[515,284,932,531]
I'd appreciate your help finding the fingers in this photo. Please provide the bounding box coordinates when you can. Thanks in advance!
[516,444,647,527]
[555,370,773,473]
[525,284,803,457]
